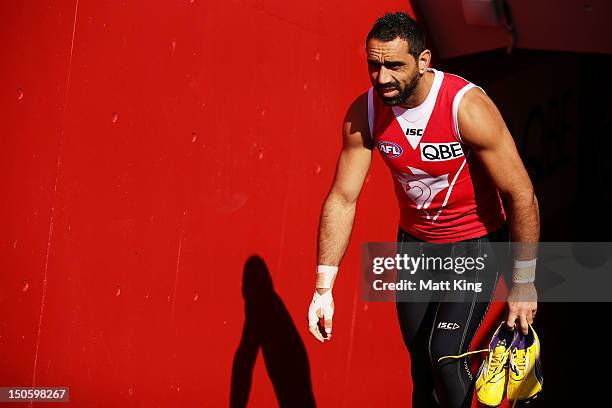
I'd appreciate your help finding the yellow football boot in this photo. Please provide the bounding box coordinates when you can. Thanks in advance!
[507,324,543,405]
[475,323,517,407]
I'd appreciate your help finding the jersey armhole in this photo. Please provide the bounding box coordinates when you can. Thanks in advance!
[367,87,374,140]
[452,83,485,143]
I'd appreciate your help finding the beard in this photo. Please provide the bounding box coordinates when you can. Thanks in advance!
[376,71,421,106]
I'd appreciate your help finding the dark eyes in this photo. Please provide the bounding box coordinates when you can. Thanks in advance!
[367,61,403,70]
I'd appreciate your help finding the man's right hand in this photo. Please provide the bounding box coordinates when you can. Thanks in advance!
[308,288,334,343]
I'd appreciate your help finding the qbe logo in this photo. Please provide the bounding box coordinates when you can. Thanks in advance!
[377,141,403,158]
[420,142,464,162]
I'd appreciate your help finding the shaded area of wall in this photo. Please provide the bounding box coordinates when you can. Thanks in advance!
[438,49,612,406]
[414,0,612,59]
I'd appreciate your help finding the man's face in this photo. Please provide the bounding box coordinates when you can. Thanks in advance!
[366,37,421,106]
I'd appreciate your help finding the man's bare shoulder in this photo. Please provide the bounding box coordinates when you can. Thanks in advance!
[345,90,369,122]
[343,90,372,149]
[458,86,505,148]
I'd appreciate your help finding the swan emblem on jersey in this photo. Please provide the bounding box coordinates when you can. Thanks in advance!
[394,167,449,211]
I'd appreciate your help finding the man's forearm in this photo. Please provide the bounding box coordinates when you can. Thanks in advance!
[507,192,540,244]
[317,193,357,267]
[506,192,540,285]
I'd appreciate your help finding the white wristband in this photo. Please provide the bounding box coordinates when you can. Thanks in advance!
[316,265,338,289]
[513,259,537,269]
[512,258,536,283]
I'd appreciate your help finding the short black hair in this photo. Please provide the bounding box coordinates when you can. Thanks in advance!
[366,12,426,59]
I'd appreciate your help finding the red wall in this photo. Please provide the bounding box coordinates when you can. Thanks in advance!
[0,1,505,407]
[414,0,612,59]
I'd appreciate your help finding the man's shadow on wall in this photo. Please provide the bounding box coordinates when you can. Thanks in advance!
[230,255,316,407]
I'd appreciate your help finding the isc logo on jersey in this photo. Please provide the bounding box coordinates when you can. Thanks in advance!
[420,142,464,162]
[378,141,403,158]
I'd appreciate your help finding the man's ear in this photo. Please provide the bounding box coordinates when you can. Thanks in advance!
[418,49,431,74]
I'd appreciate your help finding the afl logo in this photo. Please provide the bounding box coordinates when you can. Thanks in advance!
[378,141,403,158]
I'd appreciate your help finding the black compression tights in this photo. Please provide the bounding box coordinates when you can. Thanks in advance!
[395,224,509,408]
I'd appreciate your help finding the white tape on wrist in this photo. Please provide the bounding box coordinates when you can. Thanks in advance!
[513,259,537,269]
[316,265,338,289]
[512,258,537,283]
[308,290,334,329]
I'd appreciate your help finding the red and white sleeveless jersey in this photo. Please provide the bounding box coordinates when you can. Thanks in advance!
[368,68,506,242]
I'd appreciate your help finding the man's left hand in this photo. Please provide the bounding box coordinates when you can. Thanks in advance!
[506,282,537,335]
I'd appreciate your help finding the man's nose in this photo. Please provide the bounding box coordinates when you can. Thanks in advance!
[377,66,393,85]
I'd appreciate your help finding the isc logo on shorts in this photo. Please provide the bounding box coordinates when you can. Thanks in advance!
[437,322,461,330]
[377,141,403,158]
[420,142,464,162]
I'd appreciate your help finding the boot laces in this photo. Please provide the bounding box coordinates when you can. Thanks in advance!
[511,348,527,375]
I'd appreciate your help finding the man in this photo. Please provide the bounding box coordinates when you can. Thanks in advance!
[307,12,539,408]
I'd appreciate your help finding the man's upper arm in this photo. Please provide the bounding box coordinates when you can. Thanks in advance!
[329,92,373,204]
[458,88,534,199]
